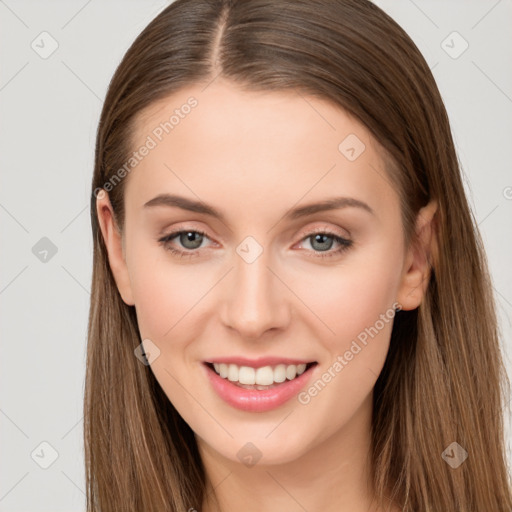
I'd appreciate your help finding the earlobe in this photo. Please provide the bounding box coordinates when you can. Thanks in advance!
[95,191,135,306]
[396,199,438,311]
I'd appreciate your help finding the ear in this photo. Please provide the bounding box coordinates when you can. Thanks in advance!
[396,199,438,311]
[95,190,135,306]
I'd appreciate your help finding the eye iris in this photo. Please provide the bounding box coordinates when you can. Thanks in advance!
[180,231,203,249]
[311,234,333,252]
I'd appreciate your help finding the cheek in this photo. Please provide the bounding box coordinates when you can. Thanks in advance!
[291,241,403,347]
[286,239,403,412]
[290,263,400,437]
[126,240,206,341]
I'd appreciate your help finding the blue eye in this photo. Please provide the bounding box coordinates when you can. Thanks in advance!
[301,231,352,258]
[158,229,209,259]
[158,228,353,259]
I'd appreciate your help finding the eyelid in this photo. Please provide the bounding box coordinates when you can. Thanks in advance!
[159,223,349,245]
[157,220,212,238]
[294,224,350,242]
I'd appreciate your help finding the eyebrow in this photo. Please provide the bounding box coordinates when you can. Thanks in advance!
[143,193,375,221]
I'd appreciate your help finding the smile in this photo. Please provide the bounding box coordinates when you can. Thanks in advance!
[208,362,314,387]
[202,359,318,412]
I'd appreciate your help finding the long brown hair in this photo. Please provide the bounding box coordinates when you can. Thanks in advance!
[85,1,512,510]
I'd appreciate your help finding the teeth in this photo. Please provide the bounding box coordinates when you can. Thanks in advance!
[210,362,311,385]
[219,363,228,378]
[228,364,238,382]
[239,366,255,385]
[255,366,274,386]
[274,364,287,383]
[286,364,297,380]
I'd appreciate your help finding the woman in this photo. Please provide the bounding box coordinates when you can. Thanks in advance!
[85,0,512,510]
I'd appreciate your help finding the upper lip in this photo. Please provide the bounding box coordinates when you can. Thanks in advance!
[204,356,316,368]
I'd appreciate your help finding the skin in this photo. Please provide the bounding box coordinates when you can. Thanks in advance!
[97,79,437,512]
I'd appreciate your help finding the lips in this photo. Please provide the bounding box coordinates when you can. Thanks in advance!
[202,359,318,412]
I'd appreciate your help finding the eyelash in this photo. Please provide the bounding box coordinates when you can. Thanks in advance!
[158,227,353,260]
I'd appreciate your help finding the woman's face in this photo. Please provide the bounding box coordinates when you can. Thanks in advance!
[97,79,430,466]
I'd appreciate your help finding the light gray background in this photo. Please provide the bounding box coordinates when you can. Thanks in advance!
[1,1,511,510]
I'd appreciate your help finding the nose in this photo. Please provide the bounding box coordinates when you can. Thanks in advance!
[220,249,291,340]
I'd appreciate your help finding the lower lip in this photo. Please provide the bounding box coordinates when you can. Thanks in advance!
[203,363,316,412]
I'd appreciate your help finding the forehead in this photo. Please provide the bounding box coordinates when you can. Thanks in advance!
[126,79,398,224]
[134,79,371,158]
